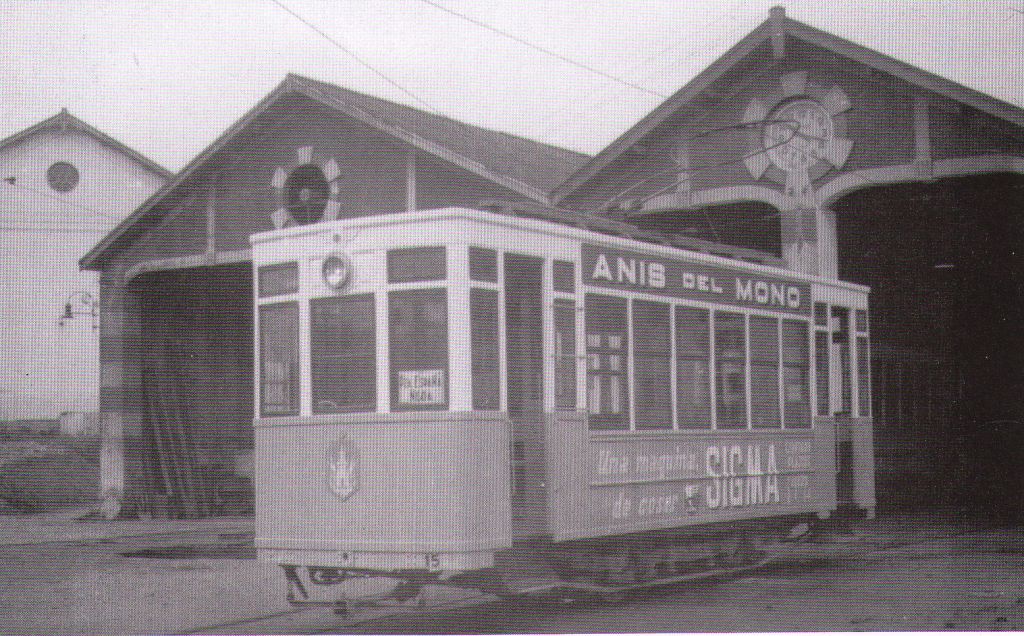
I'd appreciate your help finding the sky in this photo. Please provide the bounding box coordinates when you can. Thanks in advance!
[1,0,1022,172]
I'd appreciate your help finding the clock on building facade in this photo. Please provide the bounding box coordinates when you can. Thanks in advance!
[743,72,853,202]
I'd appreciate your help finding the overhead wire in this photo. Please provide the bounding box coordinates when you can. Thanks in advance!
[2,178,126,220]
[0,225,117,234]
[418,0,669,99]
[599,118,801,210]
[536,0,752,141]
[269,0,438,114]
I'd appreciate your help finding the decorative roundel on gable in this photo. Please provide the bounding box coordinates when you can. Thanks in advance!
[742,71,854,194]
[271,146,342,229]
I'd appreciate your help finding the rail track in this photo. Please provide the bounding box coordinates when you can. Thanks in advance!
[185,522,996,634]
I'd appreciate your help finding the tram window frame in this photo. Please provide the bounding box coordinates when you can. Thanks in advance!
[675,305,712,429]
[258,301,300,417]
[714,311,748,429]
[388,288,449,411]
[387,246,447,283]
[585,293,629,430]
[749,315,781,429]
[782,319,812,428]
[632,299,672,430]
[310,294,376,414]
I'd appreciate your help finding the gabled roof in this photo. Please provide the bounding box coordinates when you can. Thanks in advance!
[0,108,172,180]
[81,73,589,269]
[294,75,588,195]
[552,8,1024,203]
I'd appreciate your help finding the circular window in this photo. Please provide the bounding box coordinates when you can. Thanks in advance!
[284,164,330,224]
[47,162,79,192]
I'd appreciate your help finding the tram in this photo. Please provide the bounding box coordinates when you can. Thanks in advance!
[250,204,875,601]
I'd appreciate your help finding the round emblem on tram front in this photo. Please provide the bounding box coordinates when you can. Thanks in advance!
[327,436,360,501]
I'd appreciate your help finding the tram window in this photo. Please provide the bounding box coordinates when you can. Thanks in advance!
[814,330,830,416]
[552,260,575,293]
[469,247,497,282]
[389,289,448,410]
[633,300,672,429]
[814,302,828,327]
[258,262,298,297]
[258,302,299,417]
[750,316,780,428]
[782,319,811,428]
[387,246,446,283]
[676,306,711,429]
[553,299,577,410]
[857,336,871,417]
[470,288,500,410]
[310,295,376,413]
[714,312,747,429]
[585,294,629,430]
[832,307,852,415]
[855,309,869,333]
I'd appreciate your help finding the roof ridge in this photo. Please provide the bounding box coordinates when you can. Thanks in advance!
[287,73,590,160]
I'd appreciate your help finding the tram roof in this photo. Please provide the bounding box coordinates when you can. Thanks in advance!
[462,200,782,267]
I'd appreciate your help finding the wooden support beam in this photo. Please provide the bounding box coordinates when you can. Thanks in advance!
[913,96,932,171]
[770,6,786,59]
[205,174,218,254]
[406,149,417,212]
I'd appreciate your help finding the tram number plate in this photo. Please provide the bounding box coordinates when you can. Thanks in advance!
[424,553,441,571]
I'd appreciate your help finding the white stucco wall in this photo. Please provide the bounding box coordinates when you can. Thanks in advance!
[0,128,166,421]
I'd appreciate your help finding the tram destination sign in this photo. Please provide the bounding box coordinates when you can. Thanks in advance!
[582,244,811,315]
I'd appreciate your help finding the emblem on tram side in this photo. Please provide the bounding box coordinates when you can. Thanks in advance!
[327,435,360,501]
[271,145,343,229]
[742,72,853,205]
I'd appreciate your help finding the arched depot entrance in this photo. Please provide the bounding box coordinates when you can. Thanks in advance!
[834,173,1024,519]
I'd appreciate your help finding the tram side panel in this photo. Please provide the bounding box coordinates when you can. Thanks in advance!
[255,411,511,571]
[546,412,838,541]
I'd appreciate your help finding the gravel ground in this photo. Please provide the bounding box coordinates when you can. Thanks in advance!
[0,509,1020,634]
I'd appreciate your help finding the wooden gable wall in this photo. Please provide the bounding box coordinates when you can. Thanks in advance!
[559,35,1024,212]
[99,92,537,280]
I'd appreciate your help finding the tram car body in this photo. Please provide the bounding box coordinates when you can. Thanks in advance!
[251,206,875,591]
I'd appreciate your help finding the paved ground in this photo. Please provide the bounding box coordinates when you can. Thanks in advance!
[0,509,1021,634]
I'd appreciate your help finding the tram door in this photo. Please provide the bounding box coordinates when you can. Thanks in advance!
[830,306,855,506]
[505,254,544,415]
[504,254,545,537]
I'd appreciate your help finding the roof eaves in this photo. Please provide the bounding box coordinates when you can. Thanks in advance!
[551,19,775,203]
[288,77,552,203]
[80,77,299,270]
[784,18,1024,129]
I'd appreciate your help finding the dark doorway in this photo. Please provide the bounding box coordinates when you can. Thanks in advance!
[835,174,1024,518]
[135,262,254,517]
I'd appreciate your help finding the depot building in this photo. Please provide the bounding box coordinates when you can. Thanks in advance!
[84,8,1024,518]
